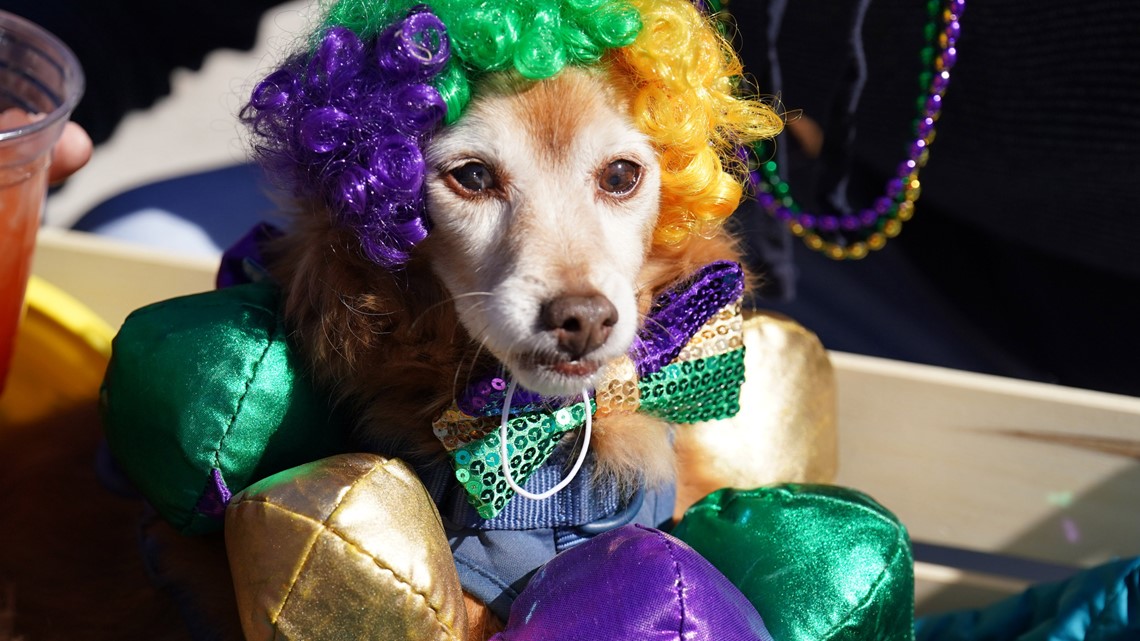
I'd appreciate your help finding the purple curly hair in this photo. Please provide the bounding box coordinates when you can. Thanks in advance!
[242,7,449,267]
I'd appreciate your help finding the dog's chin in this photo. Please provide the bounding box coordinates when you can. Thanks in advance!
[507,356,608,398]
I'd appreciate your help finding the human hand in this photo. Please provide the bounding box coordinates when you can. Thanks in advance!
[48,121,92,184]
[1,109,92,184]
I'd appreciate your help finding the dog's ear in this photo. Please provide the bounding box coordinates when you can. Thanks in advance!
[267,214,471,453]
[268,217,396,373]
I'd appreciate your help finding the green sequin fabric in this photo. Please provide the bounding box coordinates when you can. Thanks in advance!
[638,349,746,423]
[433,297,746,519]
[435,400,595,519]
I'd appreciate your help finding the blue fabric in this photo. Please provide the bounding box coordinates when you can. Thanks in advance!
[916,557,1140,641]
[448,484,675,622]
[417,447,677,622]
[72,163,280,256]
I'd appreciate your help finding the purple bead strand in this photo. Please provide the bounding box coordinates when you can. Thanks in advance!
[748,0,965,252]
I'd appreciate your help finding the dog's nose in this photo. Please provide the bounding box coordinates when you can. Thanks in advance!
[541,294,618,361]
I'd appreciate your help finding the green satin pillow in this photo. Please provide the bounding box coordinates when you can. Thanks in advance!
[102,282,349,535]
[672,483,915,641]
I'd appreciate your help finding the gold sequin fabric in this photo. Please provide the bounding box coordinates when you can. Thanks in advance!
[432,298,747,519]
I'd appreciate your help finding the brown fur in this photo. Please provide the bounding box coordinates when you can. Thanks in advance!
[266,213,481,458]
[269,219,747,492]
[463,594,505,641]
[515,70,607,164]
[269,68,748,480]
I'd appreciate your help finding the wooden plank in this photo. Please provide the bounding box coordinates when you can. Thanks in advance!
[31,228,218,331]
[832,351,1140,568]
[914,561,1028,615]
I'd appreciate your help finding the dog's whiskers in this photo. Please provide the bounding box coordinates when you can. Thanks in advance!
[409,291,494,332]
[637,311,682,343]
[451,339,492,401]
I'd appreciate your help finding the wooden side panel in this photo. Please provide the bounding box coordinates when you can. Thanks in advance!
[832,351,1140,569]
[32,228,218,330]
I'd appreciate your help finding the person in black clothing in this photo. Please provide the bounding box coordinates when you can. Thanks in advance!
[730,0,1140,397]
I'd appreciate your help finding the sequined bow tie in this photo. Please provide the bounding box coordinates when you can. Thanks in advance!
[432,261,747,519]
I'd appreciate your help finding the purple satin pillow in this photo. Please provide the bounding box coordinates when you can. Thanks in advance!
[491,524,773,641]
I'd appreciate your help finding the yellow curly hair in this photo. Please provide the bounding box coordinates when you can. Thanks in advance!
[608,0,783,248]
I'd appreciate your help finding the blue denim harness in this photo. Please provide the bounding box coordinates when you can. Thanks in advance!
[415,445,676,621]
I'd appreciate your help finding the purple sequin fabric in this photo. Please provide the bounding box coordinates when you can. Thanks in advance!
[456,375,549,417]
[629,260,745,377]
[456,261,745,414]
[242,7,449,267]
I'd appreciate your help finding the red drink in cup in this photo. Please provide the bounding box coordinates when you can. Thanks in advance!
[0,169,45,390]
[0,11,84,396]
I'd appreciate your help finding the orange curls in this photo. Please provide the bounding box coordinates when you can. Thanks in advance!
[607,0,783,246]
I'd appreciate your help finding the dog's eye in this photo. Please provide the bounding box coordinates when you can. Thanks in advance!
[598,160,641,196]
[449,162,496,193]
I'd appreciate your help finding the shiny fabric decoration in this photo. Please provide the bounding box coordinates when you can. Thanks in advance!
[450,260,746,419]
[101,281,350,534]
[638,348,746,422]
[629,260,746,377]
[433,261,747,519]
[225,453,468,641]
[915,555,1140,641]
[433,399,596,519]
[489,524,774,641]
[673,310,838,517]
[456,374,546,418]
[672,484,915,641]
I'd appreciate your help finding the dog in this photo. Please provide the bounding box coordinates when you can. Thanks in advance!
[268,65,748,483]
[267,66,751,639]
[0,2,781,639]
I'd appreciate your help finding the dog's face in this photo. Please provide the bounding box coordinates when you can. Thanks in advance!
[422,68,660,397]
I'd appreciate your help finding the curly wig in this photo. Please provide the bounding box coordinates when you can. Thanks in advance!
[242,0,783,267]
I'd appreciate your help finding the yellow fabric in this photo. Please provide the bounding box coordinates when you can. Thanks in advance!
[674,310,838,517]
[226,453,468,641]
[0,276,114,428]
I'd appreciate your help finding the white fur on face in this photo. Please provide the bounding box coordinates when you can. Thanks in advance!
[423,70,660,396]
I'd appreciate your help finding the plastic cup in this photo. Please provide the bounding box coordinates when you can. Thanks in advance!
[0,11,84,396]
